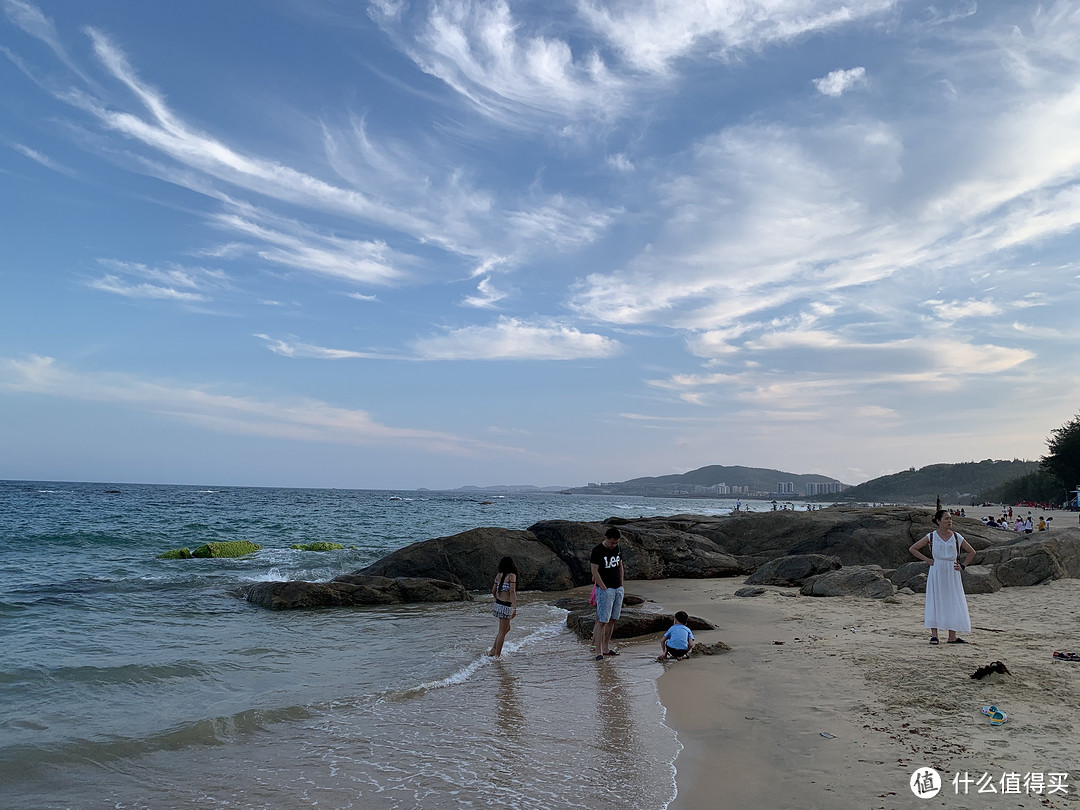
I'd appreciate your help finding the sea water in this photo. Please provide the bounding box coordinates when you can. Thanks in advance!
[0,481,772,809]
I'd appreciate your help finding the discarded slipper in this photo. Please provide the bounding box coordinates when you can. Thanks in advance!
[987,709,1007,726]
[1053,651,1080,662]
[594,654,605,661]
[971,661,1011,679]
[947,637,968,644]
[980,705,999,717]
[929,637,939,645]
[604,649,620,656]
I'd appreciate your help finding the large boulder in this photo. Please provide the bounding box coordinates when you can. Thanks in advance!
[960,565,1002,594]
[359,527,574,591]
[529,518,744,584]
[564,608,716,640]
[744,554,842,586]
[244,575,472,610]
[800,565,895,599]
[686,507,1000,571]
[890,561,930,592]
[975,532,1080,585]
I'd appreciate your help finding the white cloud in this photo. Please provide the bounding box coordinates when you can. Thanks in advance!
[254,334,406,361]
[580,0,895,72]
[85,260,228,303]
[372,0,898,127]
[462,275,508,308]
[0,355,513,456]
[411,317,622,360]
[210,206,407,286]
[11,142,71,174]
[813,66,867,97]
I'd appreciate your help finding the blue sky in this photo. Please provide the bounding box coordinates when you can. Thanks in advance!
[2,0,1079,490]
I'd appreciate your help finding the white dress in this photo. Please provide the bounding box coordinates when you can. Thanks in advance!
[924,531,971,633]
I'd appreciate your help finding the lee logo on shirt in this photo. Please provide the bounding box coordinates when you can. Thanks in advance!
[603,555,620,568]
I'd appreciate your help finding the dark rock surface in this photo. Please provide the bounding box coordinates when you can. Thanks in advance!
[244,508,1080,609]
[799,565,895,599]
[244,575,472,610]
[744,553,842,586]
[564,608,716,641]
[734,586,767,597]
[360,527,574,591]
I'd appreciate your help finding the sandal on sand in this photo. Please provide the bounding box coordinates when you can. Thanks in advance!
[947,637,968,644]
[594,654,605,661]
[929,637,939,645]
[605,649,620,656]
[1054,651,1080,662]
[987,709,1007,726]
[981,705,999,717]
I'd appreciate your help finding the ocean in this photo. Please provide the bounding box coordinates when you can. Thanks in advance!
[0,481,780,809]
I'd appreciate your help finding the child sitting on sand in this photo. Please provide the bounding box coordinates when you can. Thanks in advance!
[657,611,695,661]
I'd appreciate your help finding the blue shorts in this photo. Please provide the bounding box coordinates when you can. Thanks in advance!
[595,586,624,623]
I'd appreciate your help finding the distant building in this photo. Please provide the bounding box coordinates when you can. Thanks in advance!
[806,481,848,496]
[777,482,794,494]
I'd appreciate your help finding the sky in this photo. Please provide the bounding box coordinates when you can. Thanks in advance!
[2,0,1080,490]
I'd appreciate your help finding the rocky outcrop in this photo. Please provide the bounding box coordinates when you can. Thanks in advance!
[244,510,1080,611]
[744,553,842,586]
[975,533,1080,585]
[159,541,262,559]
[890,561,930,591]
[360,527,574,591]
[291,542,346,551]
[564,605,716,641]
[688,507,1001,571]
[243,575,472,610]
[799,565,895,599]
[529,518,744,583]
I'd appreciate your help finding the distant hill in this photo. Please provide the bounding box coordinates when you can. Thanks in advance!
[838,460,1040,505]
[561,464,847,498]
[452,484,568,493]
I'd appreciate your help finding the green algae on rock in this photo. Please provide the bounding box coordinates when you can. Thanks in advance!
[190,541,262,558]
[290,542,346,551]
[157,547,192,559]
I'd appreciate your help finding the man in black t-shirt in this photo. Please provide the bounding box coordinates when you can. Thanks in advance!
[590,526,624,660]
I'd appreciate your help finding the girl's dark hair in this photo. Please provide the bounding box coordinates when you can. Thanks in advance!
[932,509,948,524]
[498,556,519,576]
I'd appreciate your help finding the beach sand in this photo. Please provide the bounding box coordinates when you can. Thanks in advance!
[626,573,1080,809]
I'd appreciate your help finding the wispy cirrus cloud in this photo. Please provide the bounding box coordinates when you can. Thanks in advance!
[254,334,407,361]
[411,316,622,360]
[0,355,516,456]
[86,260,228,303]
[580,0,896,72]
[371,0,898,127]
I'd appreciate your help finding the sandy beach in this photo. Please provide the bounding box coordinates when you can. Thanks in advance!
[627,562,1080,809]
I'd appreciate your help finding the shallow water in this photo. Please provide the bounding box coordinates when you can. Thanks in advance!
[0,481,782,808]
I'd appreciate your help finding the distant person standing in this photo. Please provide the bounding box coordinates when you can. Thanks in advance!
[909,510,976,645]
[590,527,625,661]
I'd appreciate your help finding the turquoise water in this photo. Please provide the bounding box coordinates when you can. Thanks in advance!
[0,481,765,809]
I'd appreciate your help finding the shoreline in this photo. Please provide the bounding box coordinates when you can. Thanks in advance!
[630,576,1080,809]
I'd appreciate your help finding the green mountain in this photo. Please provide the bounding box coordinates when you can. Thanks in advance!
[838,459,1040,505]
[562,464,846,498]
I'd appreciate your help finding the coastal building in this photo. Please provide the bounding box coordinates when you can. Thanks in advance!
[776,482,794,494]
[806,481,849,496]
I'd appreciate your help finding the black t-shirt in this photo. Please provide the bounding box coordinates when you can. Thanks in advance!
[591,542,623,588]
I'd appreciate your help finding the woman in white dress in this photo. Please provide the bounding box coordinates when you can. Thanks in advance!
[909,510,976,644]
